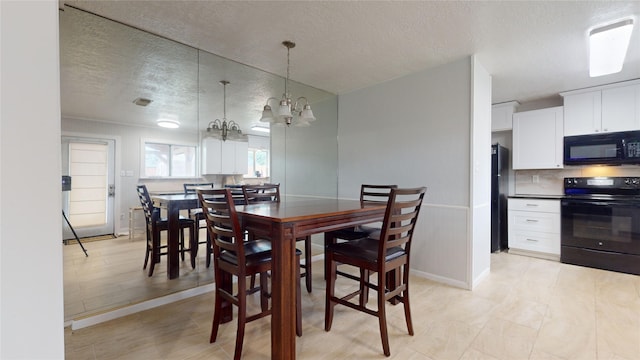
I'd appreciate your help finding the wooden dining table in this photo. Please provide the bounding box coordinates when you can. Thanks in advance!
[152,194,386,359]
[235,198,386,359]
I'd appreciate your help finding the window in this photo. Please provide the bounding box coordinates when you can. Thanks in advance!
[246,148,269,178]
[143,142,196,178]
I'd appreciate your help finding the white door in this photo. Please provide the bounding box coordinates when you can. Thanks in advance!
[62,137,115,239]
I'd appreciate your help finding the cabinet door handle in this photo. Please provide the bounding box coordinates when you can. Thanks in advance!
[526,238,539,242]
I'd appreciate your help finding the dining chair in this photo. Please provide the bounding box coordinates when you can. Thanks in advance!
[135,184,197,276]
[324,186,427,357]
[198,188,302,360]
[242,184,314,293]
[183,182,215,267]
[324,184,397,279]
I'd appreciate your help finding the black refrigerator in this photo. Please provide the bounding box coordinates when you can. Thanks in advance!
[491,144,509,252]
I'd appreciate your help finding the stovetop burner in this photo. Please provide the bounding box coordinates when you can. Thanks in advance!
[564,177,640,198]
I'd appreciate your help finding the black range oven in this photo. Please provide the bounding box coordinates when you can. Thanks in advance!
[561,177,640,275]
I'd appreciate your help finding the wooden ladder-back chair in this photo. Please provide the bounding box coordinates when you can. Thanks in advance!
[135,184,196,276]
[242,184,314,293]
[183,182,215,267]
[198,188,302,360]
[324,184,397,279]
[324,186,427,357]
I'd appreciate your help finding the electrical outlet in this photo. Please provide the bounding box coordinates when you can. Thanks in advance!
[532,175,540,183]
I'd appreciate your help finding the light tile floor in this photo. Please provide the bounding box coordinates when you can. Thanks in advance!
[65,252,640,360]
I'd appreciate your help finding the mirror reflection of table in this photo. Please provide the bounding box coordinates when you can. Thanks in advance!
[235,198,386,359]
[151,194,201,279]
[151,193,245,279]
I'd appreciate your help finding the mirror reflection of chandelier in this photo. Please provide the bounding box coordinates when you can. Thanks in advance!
[206,80,246,141]
[259,41,316,127]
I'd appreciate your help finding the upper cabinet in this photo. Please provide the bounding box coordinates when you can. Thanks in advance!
[491,101,520,132]
[561,80,640,136]
[512,106,564,169]
[202,138,248,175]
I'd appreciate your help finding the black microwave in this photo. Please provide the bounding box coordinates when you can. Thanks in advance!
[564,130,640,165]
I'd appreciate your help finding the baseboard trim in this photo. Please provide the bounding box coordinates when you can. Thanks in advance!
[69,283,214,330]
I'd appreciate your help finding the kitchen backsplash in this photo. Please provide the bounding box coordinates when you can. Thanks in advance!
[515,166,640,195]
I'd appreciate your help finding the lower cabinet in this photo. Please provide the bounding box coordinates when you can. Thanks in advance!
[508,198,560,260]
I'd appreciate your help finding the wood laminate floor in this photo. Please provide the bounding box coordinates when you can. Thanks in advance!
[65,251,640,359]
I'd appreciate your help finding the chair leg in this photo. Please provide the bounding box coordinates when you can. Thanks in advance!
[323,232,337,280]
[210,288,223,343]
[402,265,414,336]
[148,228,161,276]
[324,252,337,331]
[234,275,247,360]
[377,271,390,357]
[206,229,212,268]
[189,224,197,269]
[304,236,312,293]
[142,228,151,270]
[180,228,185,261]
[359,269,370,307]
[259,272,269,312]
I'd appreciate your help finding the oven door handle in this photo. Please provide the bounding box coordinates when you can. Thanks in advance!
[562,200,639,208]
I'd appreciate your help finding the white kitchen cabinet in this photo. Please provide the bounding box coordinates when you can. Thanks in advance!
[563,91,601,136]
[491,101,519,132]
[512,106,564,169]
[508,198,560,260]
[202,138,248,175]
[602,84,640,133]
[202,138,222,174]
[221,140,248,175]
[562,80,640,136]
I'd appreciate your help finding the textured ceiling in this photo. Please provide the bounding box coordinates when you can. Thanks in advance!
[61,1,640,132]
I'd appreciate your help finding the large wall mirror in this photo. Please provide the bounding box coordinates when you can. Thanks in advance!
[60,6,337,322]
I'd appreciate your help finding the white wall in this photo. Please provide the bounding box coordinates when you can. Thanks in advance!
[1,1,65,358]
[470,56,492,287]
[338,57,485,288]
[271,95,338,198]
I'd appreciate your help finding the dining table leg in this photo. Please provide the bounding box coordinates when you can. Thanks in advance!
[167,203,180,279]
[270,223,297,360]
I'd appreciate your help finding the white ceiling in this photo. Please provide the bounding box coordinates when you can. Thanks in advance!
[61,1,640,131]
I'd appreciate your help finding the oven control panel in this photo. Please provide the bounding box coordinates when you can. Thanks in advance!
[564,177,640,195]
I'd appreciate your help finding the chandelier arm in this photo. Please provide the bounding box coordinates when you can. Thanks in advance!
[264,97,279,106]
[293,96,310,111]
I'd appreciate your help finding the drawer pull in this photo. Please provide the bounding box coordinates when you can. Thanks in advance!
[525,219,538,223]
[526,238,539,242]
[525,204,539,207]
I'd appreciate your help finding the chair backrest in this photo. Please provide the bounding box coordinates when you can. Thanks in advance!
[360,184,398,205]
[183,182,215,194]
[377,187,427,262]
[135,184,158,225]
[198,188,247,260]
[242,184,280,204]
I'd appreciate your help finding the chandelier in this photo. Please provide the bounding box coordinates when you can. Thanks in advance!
[206,80,245,141]
[259,41,316,127]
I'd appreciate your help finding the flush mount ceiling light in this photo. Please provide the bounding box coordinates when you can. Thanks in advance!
[589,19,634,77]
[206,80,246,141]
[156,119,180,129]
[260,41,316,127]
[251,125,270,133]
